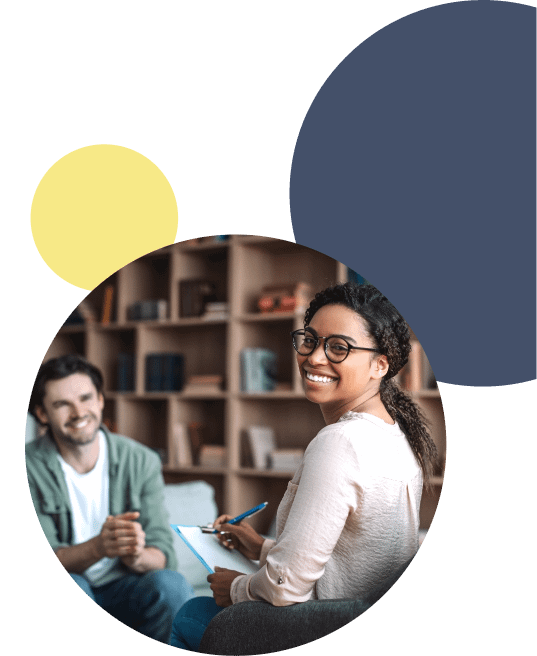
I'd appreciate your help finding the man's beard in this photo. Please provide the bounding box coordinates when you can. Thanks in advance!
[52,415,101,448]
[57,430,99,447]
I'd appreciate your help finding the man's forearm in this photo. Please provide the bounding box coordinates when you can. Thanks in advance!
[122,546,167,573]
[55,536,103,574]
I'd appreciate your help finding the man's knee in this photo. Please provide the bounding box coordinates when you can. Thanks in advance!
[139,569,195,606]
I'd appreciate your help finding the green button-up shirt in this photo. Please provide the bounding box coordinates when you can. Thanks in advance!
[26,426,177,571]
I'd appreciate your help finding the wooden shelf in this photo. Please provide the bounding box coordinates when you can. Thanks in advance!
[44,235,445,531]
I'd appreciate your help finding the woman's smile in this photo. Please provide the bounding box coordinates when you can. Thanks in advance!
[304,369,339,384]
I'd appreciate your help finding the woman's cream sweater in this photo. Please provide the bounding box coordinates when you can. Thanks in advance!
[231,411,422,606]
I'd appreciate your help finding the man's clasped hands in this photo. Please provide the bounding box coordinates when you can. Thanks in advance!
[96,510,265,607]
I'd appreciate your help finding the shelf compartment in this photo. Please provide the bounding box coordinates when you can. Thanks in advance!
[116,250,171,323]
[115,396,168,453]
[229,473,289,535]
[237,397,324,470]
[234,240,340,315]
[234,320,296,393]
[44,328,86,362]
[138,323,227,392]
[173,246,229,320]
[87,327,136,393]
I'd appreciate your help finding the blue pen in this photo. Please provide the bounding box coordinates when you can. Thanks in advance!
[200,501,268,533]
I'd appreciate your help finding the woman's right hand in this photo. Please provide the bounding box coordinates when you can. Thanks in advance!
[213,514,265,561]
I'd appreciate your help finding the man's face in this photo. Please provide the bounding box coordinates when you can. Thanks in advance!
[35,373,104,448]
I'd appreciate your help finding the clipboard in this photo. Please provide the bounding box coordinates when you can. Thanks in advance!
[171,524,260,574]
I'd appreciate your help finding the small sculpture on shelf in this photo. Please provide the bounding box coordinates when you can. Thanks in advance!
[257,282,313,314]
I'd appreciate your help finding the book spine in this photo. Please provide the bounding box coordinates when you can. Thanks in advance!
[117,353,135,392]
[145,354,162,391]
[101,285,114,324]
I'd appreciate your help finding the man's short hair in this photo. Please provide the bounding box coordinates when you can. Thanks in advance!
[29,354,104,424]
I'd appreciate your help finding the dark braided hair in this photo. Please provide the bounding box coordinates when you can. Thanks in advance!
[304,282,438,487]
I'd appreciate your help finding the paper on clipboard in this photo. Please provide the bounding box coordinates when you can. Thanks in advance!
[171,525,260,574]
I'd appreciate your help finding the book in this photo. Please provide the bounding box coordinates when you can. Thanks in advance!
[101,284,115,324]
[145,354,185,391]
[117,353,135,392]
[188,421,205,465]
[246,426,277,469]
[127,299,168,321]
[170,525,259,574]
[240,348,277,393]
[168,422,193,467]
[169,422,193,467]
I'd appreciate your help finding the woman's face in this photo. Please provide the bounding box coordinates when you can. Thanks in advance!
[296,304,387,422]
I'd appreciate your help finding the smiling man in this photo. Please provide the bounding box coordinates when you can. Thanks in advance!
[26,355,194,643]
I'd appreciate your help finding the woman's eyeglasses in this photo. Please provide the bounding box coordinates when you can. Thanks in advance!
[291,328,380,364]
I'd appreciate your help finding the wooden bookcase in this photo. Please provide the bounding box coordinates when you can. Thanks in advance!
[43,235,445,533]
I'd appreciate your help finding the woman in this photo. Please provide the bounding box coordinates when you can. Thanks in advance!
[170,282,438,650]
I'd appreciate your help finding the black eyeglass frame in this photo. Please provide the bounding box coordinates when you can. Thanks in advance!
[290,328,381,363]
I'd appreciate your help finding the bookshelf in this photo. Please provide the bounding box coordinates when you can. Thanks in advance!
[43,235,445,533]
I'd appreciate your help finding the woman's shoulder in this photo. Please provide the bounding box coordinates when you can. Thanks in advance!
[339,411,403,436]
[315,411,403,441]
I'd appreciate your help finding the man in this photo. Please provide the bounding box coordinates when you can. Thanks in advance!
[26,354,194,643]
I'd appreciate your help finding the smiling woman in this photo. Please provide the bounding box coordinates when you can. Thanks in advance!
[300,282,438,485]
[170,281,439,651]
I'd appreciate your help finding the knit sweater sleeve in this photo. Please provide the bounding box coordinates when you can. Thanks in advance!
[231,424,360,606]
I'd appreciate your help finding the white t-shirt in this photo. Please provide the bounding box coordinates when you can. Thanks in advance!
[58,431,123,586]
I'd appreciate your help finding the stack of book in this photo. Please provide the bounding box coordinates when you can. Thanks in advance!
[127,299,168,321]
[244,427,303,471]
[202,301,229,321]
[145,353,185,391]
[240,348,277,393]
[183,374,224,394]
[198,445,227,468]
[268,448,304,472]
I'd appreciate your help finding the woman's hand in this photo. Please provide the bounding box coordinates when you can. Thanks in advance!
[213,514,265,561]
[207,566,244,607]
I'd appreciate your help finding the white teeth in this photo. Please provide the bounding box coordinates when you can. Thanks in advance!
[306,372,336,383]
[71,418,89,428]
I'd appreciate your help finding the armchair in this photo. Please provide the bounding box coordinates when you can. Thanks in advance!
[199,557,414,655]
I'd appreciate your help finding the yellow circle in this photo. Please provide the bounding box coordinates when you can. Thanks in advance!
[31,145,178,290]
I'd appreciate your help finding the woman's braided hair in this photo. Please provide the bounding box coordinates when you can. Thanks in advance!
[304,282,438,487]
